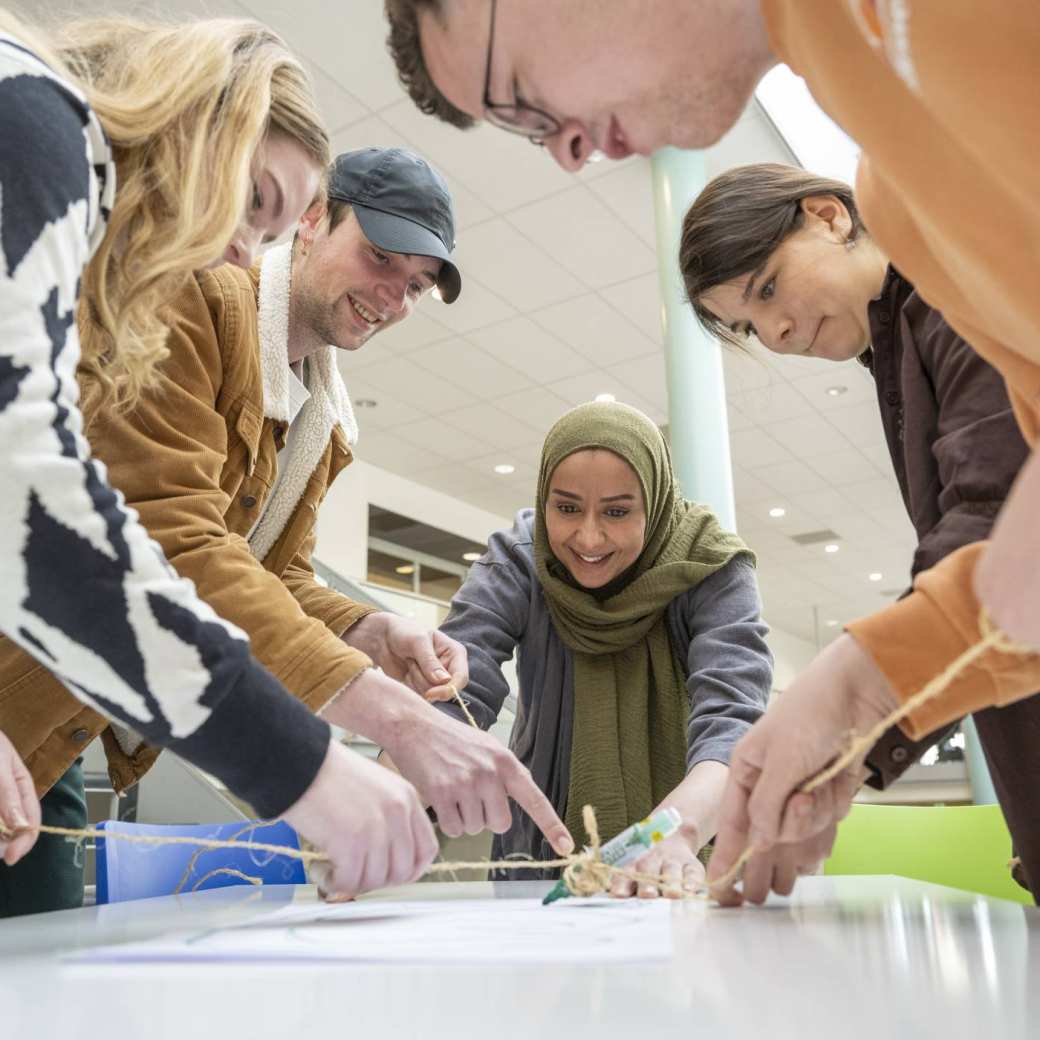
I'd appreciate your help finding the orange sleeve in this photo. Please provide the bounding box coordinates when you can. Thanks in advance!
[846,544,1040,738]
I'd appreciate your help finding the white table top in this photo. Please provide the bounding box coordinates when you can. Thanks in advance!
[2,876,1037,1040]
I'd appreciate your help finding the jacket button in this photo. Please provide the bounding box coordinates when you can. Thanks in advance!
[890,746,909,763]
[241,494,258,508]
[71,728,90,743]
[879,310,891,325]
[885,390,900,406]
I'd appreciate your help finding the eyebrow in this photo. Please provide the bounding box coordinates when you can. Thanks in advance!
[550,489,636,503]
[402,253,440,289]
[741,265,764,303]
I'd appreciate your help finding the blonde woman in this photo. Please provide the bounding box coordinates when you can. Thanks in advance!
[0,11,436,915]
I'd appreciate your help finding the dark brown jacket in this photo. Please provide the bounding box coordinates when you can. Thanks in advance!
[863,267,1038,896]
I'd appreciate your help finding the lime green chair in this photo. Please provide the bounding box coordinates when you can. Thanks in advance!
[824,803,1032,905]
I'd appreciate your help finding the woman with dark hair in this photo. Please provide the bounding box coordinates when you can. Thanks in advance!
[680,162,1038,903]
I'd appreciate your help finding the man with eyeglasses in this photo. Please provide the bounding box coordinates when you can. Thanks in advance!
[384,0,1040,906]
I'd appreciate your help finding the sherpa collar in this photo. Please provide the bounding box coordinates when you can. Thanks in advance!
[248,242,358,562]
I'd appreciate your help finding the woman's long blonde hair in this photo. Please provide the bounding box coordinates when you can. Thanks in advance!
[0,8,330,408]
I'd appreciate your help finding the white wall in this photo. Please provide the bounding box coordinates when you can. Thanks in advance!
[764,625,818,695]
[315,459,511,584]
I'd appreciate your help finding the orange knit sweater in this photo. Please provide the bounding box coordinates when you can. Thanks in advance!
[763,0,1040,736]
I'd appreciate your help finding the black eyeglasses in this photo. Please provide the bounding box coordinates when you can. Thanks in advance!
[482,0,561,144]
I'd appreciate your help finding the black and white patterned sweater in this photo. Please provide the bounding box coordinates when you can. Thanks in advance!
[0,36,329,816]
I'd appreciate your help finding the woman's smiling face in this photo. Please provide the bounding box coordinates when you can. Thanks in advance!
[545,448,647,590]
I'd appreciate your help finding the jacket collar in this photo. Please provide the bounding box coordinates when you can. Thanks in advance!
[249,242,358,562]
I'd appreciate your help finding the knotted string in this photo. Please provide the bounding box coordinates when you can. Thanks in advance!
[2,613,1033,899]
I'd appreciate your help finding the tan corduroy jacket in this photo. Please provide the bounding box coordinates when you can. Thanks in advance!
[763,0,1040,735]
[0,255,375,796]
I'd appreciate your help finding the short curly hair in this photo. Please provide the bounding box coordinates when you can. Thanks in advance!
[384,0,475,130]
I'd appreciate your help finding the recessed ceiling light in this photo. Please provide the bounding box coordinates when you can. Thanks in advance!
[494,463,515,475]
[825,385,848,397]
[355,398,378,408]
[826,619,839,627]
[824,543,840,554]
[595,393,616,403]
[395,564,415,575]
[462,551,482,562]
[768,506,786,518]
[869,572,883,582]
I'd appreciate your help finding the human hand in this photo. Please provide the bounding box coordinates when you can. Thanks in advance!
[609,829,706,900]
[713,826,837,907]
[325,669,572,854]
[976,449,1040,649]
[281,739,438,900]
[707,634,897,899]
[0,731,39,866]
[345,612,468,699]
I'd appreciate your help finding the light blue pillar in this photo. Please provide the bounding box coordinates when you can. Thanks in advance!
[651,147,736,531]
[962,716,998,805]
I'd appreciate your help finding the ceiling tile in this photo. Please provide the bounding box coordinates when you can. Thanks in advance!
[430,275,517,335]
[706,99,797,175]
[723,347,782,394]
[605,273,663,335]
[351,357,477,414]
[585,158,657,247]
[351,431,450,474]
[338,371,428,431]
[242,0,403,110]
[467,317,594,384]
[453,219,585,309]
[728,427,796,468]
[365,307,454,357]
[546,372,660,420]
[605,352,668,411]
[790,364,878,413]
[760,413,854,457]
[393,417,492,464]
[724,401,755,432]
[298,58,367,134]
[535,294,659,367]
[807,450,885,487]
[419,462,495,499]
[508,187,658,288]
[410,337,534,399]
[751,458,832,495]
[441,404,544,451]
[732,466,781,507]
[730,382,816,426]
[494,386,574,436]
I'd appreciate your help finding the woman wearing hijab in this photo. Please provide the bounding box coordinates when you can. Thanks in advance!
[435,401,772,897]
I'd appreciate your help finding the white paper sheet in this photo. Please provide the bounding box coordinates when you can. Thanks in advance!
[76,897,673,965]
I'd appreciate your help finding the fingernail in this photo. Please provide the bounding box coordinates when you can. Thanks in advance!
[435,669,450,681]
[559,835,574,855]
[12,812,28,830]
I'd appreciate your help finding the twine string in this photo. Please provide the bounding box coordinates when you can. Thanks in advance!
[2,612,1032,900]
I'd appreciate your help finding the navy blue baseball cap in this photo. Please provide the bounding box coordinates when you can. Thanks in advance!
[327,147,461,304]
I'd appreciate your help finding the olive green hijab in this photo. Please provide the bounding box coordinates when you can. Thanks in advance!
[534,402,753,845]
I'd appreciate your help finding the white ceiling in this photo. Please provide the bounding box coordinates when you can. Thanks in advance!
[46,0,919,645]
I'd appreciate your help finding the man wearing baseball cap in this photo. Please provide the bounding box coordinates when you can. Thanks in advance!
[7,146,572,910]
